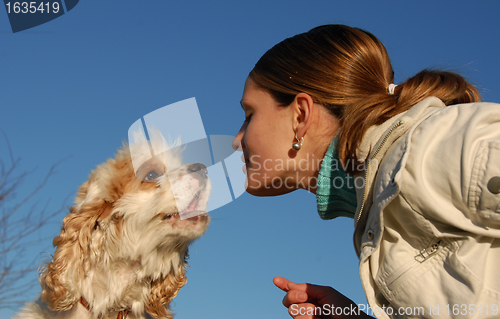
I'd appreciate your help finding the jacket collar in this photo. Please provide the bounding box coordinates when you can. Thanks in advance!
[353,97,446,257]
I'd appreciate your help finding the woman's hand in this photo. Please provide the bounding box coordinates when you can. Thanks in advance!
[273,276,374,319]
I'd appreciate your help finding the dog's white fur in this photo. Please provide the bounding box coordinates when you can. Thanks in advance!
[14,133,211,319]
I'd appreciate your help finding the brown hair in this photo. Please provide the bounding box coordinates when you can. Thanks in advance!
[249,24,481,174]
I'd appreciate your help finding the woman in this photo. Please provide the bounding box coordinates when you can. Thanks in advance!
[234,24,500,318]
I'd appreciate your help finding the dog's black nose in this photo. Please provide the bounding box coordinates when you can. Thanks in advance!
[188,163,207,175]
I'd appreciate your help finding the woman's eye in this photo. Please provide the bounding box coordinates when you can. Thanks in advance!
[144,170,163,182]
[244,114,252,123]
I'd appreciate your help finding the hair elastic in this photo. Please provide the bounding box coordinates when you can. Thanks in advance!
[388,83,398,95]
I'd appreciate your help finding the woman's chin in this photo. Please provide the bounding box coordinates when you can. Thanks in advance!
[244,178,297,197]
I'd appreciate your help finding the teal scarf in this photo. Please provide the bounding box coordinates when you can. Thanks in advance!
[316,135,357,220]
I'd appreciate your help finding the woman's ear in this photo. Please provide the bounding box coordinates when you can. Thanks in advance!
[292,92,315,139]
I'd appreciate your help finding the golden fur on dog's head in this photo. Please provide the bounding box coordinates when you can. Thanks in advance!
[40,139,210,319]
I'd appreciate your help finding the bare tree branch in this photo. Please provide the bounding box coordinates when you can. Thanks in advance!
[0,130,70,309]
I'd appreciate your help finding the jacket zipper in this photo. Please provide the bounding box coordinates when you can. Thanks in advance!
[356,120,404,224]
[415,239,441,262]
[385,239,442,291]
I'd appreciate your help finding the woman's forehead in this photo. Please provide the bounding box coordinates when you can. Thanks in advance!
[241,78,274,108]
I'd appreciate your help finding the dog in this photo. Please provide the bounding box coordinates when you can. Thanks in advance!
[14,134,211,319]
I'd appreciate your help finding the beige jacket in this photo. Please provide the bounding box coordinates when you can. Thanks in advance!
[353,97,500,318]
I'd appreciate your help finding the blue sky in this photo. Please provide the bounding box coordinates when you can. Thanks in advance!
[1,1,500,318]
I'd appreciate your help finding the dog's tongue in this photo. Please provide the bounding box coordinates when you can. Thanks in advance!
[187,195,199,211]
[180,193,201,219]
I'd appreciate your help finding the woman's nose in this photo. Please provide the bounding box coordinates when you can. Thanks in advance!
[233,123,246,151]
[232,136,242,151]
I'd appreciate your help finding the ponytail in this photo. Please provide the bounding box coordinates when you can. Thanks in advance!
[337,69,481,174]
[396,69,481,109]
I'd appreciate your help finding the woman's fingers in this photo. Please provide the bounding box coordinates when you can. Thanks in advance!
[273,276,294,292]
[288,282,337,304]
[282,289,309,308]
[275,278,374,318]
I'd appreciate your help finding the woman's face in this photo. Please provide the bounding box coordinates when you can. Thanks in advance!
[235,77,298,196]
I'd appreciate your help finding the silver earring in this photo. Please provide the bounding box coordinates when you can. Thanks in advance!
[292,134,304,151]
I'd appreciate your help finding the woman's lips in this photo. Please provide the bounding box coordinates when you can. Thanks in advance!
[241,154,249,175]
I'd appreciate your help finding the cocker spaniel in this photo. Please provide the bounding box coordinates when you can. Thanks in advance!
[15,136,211,319]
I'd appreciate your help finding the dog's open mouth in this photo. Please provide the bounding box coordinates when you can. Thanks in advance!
[163,190,207,221]
[182,191,201,215]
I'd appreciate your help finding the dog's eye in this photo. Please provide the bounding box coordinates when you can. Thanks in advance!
[144,170,163,182]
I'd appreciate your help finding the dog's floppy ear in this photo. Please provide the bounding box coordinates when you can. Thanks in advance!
[40,198,112,311]
[97,201,113,222]
[145,263,187,319]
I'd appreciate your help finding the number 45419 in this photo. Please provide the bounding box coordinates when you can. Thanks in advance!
[5,2,61,14]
